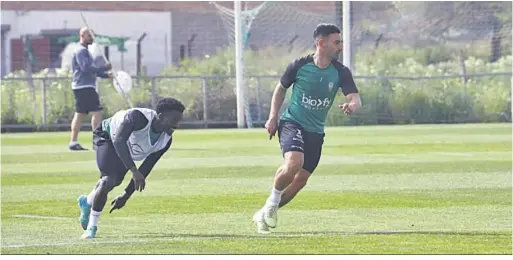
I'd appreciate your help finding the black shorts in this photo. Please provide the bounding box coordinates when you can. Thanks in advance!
[73,87,103,114]
[277,120,325,174]
[93,126,128,186]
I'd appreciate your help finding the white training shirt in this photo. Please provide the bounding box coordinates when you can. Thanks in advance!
[108,108,171,161]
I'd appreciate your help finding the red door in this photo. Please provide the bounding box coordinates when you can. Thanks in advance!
[11,37,50,73]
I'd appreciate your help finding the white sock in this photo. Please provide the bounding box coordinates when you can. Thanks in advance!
[87,210,102,229]
[70,141,79,146]
[86,189,96,206]
[267,187,283,206]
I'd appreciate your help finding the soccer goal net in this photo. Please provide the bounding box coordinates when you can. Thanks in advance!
[210,1,339,128]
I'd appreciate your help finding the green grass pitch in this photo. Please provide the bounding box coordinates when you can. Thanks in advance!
[1,123,511,254]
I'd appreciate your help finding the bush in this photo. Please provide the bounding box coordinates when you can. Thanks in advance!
[1,46,511,127]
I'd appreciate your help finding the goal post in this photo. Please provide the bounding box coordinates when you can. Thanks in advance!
[234,1,246,128]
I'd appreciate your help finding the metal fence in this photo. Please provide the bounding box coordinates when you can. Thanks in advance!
[1,72,511,131]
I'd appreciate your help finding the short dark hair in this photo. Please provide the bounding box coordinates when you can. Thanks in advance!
[313,23,341,40]
[155,97,185,114]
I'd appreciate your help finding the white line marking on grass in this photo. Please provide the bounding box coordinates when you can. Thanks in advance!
[3,239,169,249]
[431,152,474,157]
[3,230,506,249]
[11,214,72,220]
[1,232,344,248]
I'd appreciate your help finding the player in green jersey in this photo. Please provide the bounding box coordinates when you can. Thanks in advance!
[253,23,362,233]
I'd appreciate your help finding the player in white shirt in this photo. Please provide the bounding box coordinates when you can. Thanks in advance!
[76,97,185,239]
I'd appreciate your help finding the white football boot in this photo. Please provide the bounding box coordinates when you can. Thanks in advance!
[263,202,279,229]
[252,208,270,234]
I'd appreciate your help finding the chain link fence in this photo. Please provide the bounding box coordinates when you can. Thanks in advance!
[1,72,511,131]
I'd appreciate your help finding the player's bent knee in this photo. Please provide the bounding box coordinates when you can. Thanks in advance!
[99,176,118,192]
[283,151,304,175]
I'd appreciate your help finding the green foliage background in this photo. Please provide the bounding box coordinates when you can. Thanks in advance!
[1,45,511,127]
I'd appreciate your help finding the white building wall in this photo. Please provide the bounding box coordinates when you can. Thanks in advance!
[1,10,172,76]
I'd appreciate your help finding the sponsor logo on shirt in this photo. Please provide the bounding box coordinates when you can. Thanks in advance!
[301,93,331,110]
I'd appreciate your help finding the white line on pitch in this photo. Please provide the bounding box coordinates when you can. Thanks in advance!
[11,214,72,220]
[3,238,173,249]
[2,232,340,248]
[4,230,505,249]
[430,152,474,156]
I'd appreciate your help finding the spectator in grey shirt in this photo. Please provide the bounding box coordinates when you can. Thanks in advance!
[69,27,112,151]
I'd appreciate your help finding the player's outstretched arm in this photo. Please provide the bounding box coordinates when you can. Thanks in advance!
[109,139,172,213]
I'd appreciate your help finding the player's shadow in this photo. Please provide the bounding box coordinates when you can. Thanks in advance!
[138,230,508,240]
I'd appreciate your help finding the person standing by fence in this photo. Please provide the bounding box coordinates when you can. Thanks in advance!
[69,27,112,151]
